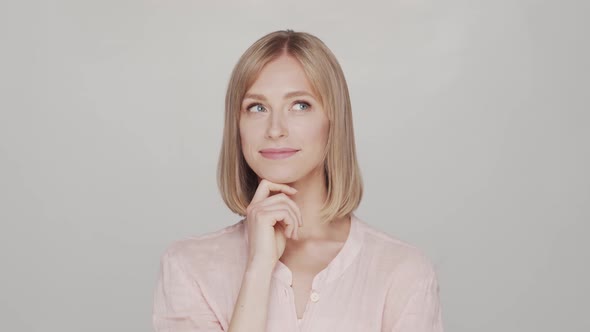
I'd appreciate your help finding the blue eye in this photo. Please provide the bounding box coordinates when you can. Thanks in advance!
[246,103,266,113]
[293,101,311,111]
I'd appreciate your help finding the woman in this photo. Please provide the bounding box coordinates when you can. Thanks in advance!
[153,29,443,332]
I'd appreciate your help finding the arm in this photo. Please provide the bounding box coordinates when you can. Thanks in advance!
[154,180,298,331]
[152,251,223,332]
[228,181,301,331]
[383,270,444,332]
[227,262,274,332]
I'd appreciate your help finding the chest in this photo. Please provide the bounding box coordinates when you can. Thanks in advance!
[280,242,345,319]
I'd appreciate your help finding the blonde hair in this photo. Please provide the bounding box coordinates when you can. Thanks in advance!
[217,29,363,224]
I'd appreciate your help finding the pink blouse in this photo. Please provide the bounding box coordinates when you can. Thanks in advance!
[152,214,444,331]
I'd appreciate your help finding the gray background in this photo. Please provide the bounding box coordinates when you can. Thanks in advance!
[1,0,588,331]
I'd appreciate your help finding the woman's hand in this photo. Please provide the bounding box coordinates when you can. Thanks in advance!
[245,179,303,270]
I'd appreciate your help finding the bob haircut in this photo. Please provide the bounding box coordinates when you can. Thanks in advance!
[217,29,363,224]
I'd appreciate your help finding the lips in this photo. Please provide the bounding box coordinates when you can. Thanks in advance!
[259,148,300,160]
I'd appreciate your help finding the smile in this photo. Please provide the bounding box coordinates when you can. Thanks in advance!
[259,148,300,160]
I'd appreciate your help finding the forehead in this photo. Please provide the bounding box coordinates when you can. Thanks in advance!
[246,54,315,96]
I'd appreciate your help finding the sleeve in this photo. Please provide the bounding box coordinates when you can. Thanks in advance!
[152,250,224,332]
[385,270,444,332]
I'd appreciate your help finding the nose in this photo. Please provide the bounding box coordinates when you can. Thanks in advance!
[265,111,288,139]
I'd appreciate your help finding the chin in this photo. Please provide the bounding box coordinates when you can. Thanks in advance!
[254,167,302,185]
[260,173,300,185]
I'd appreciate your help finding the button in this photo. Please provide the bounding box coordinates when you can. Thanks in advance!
[310,291,320,302]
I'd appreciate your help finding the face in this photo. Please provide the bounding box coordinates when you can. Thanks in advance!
[239,54,330,185]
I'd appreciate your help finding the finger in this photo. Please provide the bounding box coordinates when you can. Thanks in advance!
[262,207,298,239]
[251,179,297,205]
[256,193,303,227]
[260,209,297,239]
[256,198,300,238]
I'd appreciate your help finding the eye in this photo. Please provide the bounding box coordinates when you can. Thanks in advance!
[292,101,311,111]
[245,103,266,113]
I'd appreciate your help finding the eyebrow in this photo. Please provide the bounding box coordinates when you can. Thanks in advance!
[243,90,316,102]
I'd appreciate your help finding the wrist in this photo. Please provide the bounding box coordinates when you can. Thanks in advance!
[246,260,276,275]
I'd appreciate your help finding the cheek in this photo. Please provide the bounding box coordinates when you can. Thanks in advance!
[238,122,251,146]
[238,128,250,160]
[239,124,259,161]
[307,120,329,144]
[293,124,328,158]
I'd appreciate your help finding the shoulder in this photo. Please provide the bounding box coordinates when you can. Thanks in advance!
[159,218,247,273]
[355,216,437,281]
